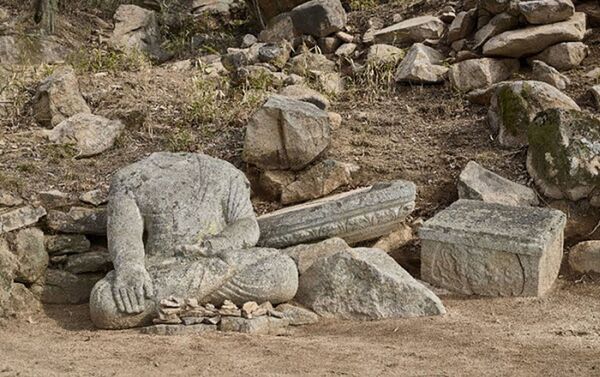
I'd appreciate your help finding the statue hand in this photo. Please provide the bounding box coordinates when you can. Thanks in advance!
[176,244,219,258]
[112,264,154,314]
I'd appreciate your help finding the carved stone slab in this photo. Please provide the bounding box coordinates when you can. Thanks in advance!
[419,199,566,297]
[257,180,416,248]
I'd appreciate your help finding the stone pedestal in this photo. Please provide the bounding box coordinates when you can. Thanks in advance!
[419,200,566,297]
[257,180,416,248]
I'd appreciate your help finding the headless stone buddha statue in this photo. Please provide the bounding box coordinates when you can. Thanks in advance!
[90,152,298,329]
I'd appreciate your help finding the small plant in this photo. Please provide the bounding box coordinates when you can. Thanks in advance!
[67,48,150,73]
[166,127,197,152]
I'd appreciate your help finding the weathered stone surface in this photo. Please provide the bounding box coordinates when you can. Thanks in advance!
[45,234,90,255]
[0,238,17,317]
[247,0,306,24]
[192,0,235,15]
[0,35,69,65]
[288,51,336,75]
[420,199,566,297]
[219,316,290,334]
[528,42,589,70]
[0,206,46,235]
[283,237,350,274]
[448,58,519,92]
[109,5,162,58]
[243,95,331,170]
[473,13,518,50]
[296,247,446,319]
[281,159,357,204]
[590,85,600,110]
[41,269,104,304]
[0,190,23,207]
[275,303,319,325]
[289,0,346,38]
[373,16,445,45]
[479,0,511,14]
[365,44,405,66]
[527,109,600,201]
[65,250,112,274]
[258,180,416,248]
[518,0,574,25]
[38,190,73,209]
[32,66,90,128]
[5,228,47,284]
[46,207,107,235]
[569,241,600,274]
[447,10,476,43]
[79,189,108,206]
[531,60,570,90]
[259,13,298,43]
[395,43,448,84]
[258,43,291,69]
[242,34,258,48]
[258,170,296,200]
[311,71,344,95]
[46,113,124,158]
[335,43,357,58]
[487,80,580,147]
[141,323,217,335]
[7,282,41,316]
[318,36,341,54]
[89,153,298,330]
[482,13,586,58]
[458,161,539,206]
[279,84,330,110]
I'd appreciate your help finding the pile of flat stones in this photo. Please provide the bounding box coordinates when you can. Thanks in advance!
[142,297,316,335]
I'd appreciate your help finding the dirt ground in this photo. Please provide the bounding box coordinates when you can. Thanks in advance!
[1,280,599,377]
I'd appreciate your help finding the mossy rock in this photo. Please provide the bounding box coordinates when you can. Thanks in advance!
[527,109,600,201]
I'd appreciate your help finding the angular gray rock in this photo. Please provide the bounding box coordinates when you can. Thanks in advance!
[79,189,108,206]
[518,0,574,25]
[487,80,580,147]
[335,43,357,58]
[473,13,518,50]
[140,324,217,335]
[109,5,162,58]
[589,85,600,110]
[40,269,105,304]
[531,60,570,90]
[32,66,90,128]
[275,303,319,325]
[395,43,448,84]
[279,84,330,110]
[288,51,337,75]
[258,43,291,69]
[0,238,17,318]
[258,180,416,248]
[46,113,125,158]
[448,58,519,92]
[480,0,511,14]
[373,16,445,45]
[482,13,586,58]
[295,247,446,319]
[65,250,112,274]
[527,109,600,201]
[283,237,350,274]
[420,199,566,296]
[258,170,296,200]
[281,159,357,204]
[0,206,46,235]
[45,234,90,255]
[259,14,298,43]
[243,95,331,170]
[219,316,290,334]
[447,10,476,43]
[528,42,589,70]
[38,189,73,209]
[289,0,346,38]
[46,207,107,235]
[458,161,539,206]
[0,190,22,207]
[568,241,600,274]
[5,228,47,284]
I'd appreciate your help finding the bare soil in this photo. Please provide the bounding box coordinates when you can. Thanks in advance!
[1,280,599,377]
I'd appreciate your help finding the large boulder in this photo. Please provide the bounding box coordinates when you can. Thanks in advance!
[458,161,538,206]
[528,42,589,71]
[243,95,332,170]
[527,109,600,201]
[109,5,163,59]
[569,241,600,274]
[289,0,346,37]
[482,12,586,58]
[448,58,519,92]
[395,43,448,84]
[32,66,90,128]
[373,16,445,45]
[447,10,476,43]
[518,0,574,25]
[488,80,580,147]
[45,113,124,158]
[295,247,446,319]
[5,228,47,284]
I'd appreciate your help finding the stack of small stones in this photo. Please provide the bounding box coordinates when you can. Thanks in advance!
[153,297,286,327]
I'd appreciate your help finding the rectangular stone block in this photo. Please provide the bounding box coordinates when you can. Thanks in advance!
[419,199,566,297]
[257,180,416,248]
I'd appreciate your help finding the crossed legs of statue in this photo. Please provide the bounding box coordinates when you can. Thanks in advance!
[90,248,298,329]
